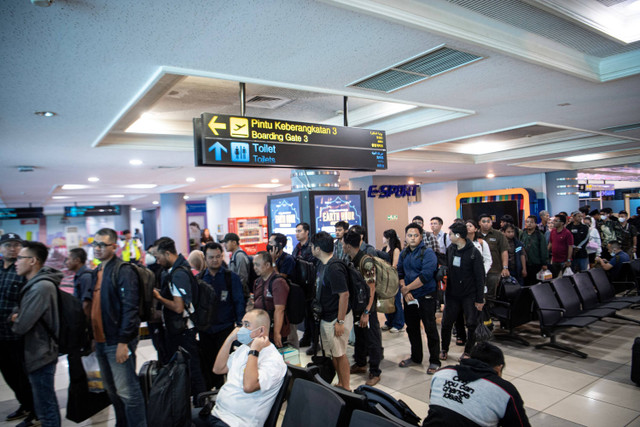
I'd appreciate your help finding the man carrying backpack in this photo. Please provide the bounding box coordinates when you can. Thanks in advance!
[152,237,207,401]
[90,228,146,427]
[12,241,61,427]
[397,222,441,375]
[342,231,383,386]
[311,231,353,391]
[252,251,290,348]
[222,233,252,299]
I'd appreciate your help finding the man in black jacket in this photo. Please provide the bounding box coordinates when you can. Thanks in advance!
[424,342,530,427]
[91,228,146,427]
[153,237,206,401]
[439,223,485,360]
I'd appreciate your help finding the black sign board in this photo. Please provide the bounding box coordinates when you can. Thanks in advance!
[64,205,121,217]
[0,207,44,220]
[194,113,386,171]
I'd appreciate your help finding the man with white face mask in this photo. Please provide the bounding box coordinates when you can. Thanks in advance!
[617,210,637,258]
[194,309,287,427]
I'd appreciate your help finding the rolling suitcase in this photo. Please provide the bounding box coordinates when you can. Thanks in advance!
[632,337,640,386]
[138,360,161,405]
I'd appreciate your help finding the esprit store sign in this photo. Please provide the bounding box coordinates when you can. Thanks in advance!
[367,185,418,198]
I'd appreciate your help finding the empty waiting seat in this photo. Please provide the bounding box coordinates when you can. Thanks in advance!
[551,277,616,319]
[529,282,599,358]
[282,379,345,427]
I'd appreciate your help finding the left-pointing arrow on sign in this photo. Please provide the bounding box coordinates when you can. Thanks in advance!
[208,116,227,136]
[208,141,228,161]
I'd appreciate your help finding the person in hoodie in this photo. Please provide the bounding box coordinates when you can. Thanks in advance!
[424,342,530,427]
[439,223,485,361]
[11,241,61,427]
[152,236,206,400]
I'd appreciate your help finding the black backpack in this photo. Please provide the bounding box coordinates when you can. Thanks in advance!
[112,261,157,322]
[169,266,218,332]
[231,250,257,296]
[355,384,421,425]
[266,274,306,324]
[329,259,370,316]
[291,258,317,301]
[38,274,91,356]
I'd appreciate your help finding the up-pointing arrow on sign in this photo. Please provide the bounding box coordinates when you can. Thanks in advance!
[208,141,228,161]
[207,116,227,136]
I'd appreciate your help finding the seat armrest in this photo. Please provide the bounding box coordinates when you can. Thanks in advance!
[197,390,219,417]
[537,306,565,313]
[486,297,510,307]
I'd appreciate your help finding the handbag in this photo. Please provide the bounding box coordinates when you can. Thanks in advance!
[81,352,104,392]
[66,353,111,423]
[376,297,396,314]
[561,266,575,277]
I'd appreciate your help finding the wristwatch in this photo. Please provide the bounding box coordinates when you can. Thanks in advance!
[363,309,370,315]
[503,266,508,270]
[337,319,345,325]
[248,350,260,357]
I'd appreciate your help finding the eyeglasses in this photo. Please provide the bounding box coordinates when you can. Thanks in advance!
[92,242,114,249]
[16,255,34,260]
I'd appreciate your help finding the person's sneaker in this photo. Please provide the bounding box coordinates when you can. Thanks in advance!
[6,407,29,421]
[365,374,381,386]
[389,327,404,333]
[305,346,317,356]
[380,324,391,331]
[16,415,41,427]
[350,363,367,374]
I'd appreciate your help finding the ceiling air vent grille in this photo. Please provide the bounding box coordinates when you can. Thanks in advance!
[246,95,291,109]
[601,122,640,133]
[349,47,483,93]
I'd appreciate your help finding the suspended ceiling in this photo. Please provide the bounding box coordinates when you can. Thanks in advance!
[1,0,639,211]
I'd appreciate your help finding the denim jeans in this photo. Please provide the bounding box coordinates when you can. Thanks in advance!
[28,360,60,427]
[96,341,147,427]
[572,257,589,273]
[384,288,405,329]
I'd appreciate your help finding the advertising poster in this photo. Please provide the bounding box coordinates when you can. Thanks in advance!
[313,194,363,236]
[269,196,301,254]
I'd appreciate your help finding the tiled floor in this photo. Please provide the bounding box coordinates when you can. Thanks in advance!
[1,307,639,427]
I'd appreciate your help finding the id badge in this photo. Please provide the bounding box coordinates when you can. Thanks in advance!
[266,290,273,298]
[220,290,229,302]
[453,256,461,267]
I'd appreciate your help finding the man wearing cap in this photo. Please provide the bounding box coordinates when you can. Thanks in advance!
[222,233,252,299]
[0,233,35,425]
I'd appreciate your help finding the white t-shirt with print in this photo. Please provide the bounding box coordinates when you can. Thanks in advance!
[212,343,287,427]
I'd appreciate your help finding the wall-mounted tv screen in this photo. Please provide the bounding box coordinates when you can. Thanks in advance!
[461,200,520,229]
[267,194,302,254]
[64,205,121,217]
[311,192,366,236]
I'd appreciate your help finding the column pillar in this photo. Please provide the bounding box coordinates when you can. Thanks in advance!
[545,171,579,215]
[160,193,188,254]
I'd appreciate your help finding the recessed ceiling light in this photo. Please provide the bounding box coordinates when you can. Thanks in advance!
[88,177,100,182]
[108,194,125,198]
[183,195,190,200]
[35,111,56,117]
[125,184,157,189]
[186,177,196,182]
[152,200,159,205]
[407,179,415,184]
[253,183,284,188]
[61,184,89,190]
[565,154,603,162]
[424,169,436,173]
[52,196,70,200]
[131,207,137,211]
[270,178,279,183]
[129,159,143,166]
[486,173,495,179]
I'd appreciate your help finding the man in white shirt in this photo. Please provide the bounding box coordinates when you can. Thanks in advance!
[430,217,450,253]
[194,309,287,427]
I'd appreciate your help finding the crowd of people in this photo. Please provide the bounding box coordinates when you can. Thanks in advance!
[0,205,637,426]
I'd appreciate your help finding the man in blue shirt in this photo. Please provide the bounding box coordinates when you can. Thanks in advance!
[595,241,631,282]
[199,242,245,390]
[397,222,441,375]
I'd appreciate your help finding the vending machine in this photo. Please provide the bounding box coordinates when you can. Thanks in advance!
[227,216,269,255]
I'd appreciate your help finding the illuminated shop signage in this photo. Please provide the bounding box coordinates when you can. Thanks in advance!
[367,185,418,198]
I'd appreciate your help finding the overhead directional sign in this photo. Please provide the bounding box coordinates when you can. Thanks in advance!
[194,113,387,171]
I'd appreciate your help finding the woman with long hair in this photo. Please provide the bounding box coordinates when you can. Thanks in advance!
[381,229,405,333]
